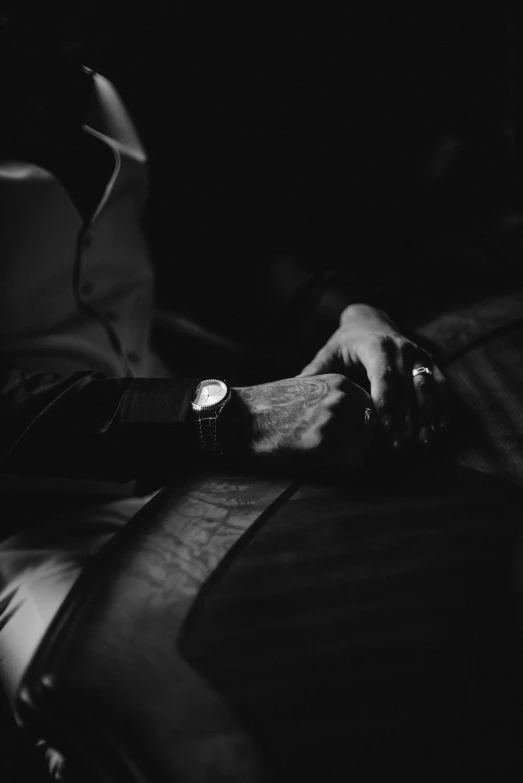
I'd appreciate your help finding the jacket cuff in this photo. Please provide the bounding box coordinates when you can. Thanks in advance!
[111,377,203,484]
[117,377,201,427]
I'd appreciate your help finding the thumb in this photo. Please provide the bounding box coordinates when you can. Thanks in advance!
[298,351,333,377]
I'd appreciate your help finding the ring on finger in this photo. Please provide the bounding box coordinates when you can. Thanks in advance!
[411,364,434,445]
[411,366,433,379]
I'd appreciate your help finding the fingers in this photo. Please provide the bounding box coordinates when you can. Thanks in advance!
[358,337,447,453]
[299,335,448,459]
[359,337,405,451]
[411,358,449,433]
[298,347,333,377]
[411,363,435,446]
[299,360,323,377]
[408,360,448,449]
[321,381,378,469]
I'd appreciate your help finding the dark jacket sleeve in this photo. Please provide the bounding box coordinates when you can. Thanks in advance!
[0,358,201,482]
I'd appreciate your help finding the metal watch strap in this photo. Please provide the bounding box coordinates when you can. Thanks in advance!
[193,386,231,453]
[196,407,222,452]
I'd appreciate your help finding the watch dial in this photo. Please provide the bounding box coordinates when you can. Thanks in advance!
[194,381,226,407]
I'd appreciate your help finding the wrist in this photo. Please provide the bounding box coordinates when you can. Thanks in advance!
[218,388,252,456]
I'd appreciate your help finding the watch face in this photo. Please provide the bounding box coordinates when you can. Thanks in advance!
[193,380,227,408]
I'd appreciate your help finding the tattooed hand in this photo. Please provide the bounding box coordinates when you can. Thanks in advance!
[219,374,377,470]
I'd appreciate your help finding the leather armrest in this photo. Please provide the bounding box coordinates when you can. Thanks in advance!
[15,469,294,783]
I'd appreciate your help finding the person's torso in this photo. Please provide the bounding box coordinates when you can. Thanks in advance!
[0,69,160,380]
[0,69,169,500]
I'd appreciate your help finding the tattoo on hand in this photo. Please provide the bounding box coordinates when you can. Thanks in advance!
[236,377,333,453]
[240,377,330,410]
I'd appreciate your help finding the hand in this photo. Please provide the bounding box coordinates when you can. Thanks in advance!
[220,374,377,470]
[299,304,448,452]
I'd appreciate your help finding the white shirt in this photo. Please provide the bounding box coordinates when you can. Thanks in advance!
[0,69,164,381]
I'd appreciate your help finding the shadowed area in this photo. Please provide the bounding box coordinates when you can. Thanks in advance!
[180,461,523,782]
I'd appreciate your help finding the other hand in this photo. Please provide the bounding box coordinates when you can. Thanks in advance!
[299,304,447,452]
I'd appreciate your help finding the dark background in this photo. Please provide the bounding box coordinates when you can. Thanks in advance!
[3,5,523,781]
[61,4,523,323]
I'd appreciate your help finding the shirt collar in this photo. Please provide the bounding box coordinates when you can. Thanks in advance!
[82,67,146,163]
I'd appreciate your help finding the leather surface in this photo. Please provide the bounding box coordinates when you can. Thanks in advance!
[182,463,523,782]
[18,461,523,781]
[17,294,523,782]
[17,471,296,783]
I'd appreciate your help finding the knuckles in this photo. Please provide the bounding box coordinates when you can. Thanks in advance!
[371,363,396,383]
[317,373,372,407]
[362,333,419,361]
[317,372,349,387]
[364,333,397,354]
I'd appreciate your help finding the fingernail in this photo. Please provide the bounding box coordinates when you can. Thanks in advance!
[382,414,392,432]
[419,427,432,446]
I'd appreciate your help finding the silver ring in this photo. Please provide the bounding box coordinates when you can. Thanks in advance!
[412,366,433,378]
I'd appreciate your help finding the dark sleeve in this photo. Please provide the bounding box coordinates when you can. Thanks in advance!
[0,358,201,482]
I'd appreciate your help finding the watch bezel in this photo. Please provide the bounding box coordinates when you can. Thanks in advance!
[191,379,229,412]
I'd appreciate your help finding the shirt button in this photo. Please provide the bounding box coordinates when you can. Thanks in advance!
[127,351,141,364]
[80,281,93,296]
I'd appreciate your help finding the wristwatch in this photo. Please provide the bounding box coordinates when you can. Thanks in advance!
[191,379,231,453]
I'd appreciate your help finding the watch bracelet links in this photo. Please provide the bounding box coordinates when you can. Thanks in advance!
[194,389,231,453]
[196,411,220,452]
